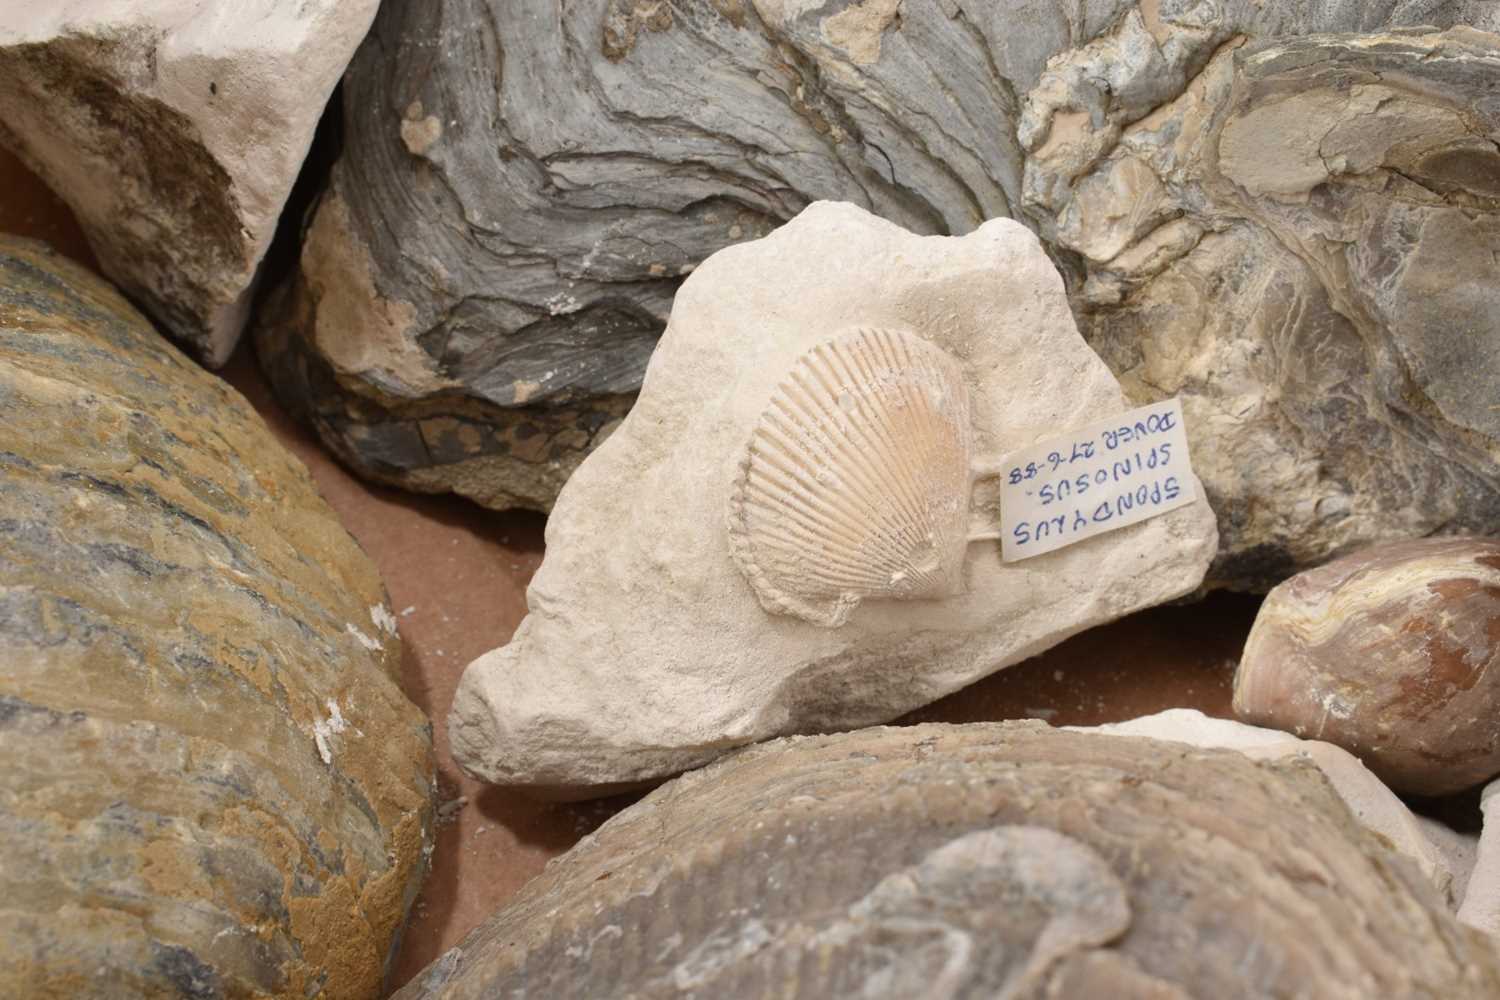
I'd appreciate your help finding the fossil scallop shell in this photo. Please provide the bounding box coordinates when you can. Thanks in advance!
[728,326,974,627]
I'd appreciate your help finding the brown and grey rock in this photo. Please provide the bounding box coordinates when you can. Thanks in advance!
[0,0,380,364]
[1021,24,1500,588]
[260,2,1500,591]
[395,722,1500,999]
[0,239,434,998]
[1234,537,1500,798]
[1074,708,1454,901]
[449,202,1216,793]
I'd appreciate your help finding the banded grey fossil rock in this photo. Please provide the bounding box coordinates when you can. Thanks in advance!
[449,202,1217,792]
[261,1,1500,590]
[1024,24,1500,588]
[1460,779,1500,937]
[0,239,434,999]
[1075,708,1455,901]
[0,0,379,364]
[395,722,1500,999]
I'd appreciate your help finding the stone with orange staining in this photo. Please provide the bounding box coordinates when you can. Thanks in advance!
[1234,537,1500,796]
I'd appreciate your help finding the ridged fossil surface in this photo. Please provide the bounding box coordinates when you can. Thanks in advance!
[398,722,1500,999]
[728,327,975,627]
[0,239,434,999]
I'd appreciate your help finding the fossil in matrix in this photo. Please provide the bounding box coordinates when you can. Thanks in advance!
[398,724,1500,999]
[1021,24,1500,587]
[729,326,995,627]
[260,0,1500,595]
[449,203,1217,792]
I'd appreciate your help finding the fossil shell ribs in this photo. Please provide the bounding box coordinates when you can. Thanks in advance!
[729,327,975,627]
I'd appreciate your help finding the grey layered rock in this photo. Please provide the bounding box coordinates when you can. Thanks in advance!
[261,1,1499,590]
[449,202,1217,792]
[1076,709,1455,902]
[0,239,434,999]
[395,722,1500,999]
[1023,24,1500,588]
[0,0,379,364]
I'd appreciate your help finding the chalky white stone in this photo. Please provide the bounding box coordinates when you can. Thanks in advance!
[450,202,1218,793]
[0,0,379,363]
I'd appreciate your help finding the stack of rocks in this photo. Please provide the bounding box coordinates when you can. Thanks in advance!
[3,2,1500,997]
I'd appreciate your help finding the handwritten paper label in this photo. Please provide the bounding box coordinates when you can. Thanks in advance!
[999,398,1196,562]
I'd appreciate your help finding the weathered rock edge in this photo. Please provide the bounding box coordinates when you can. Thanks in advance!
[0,1,380,364]
[1025,26,1500,589]
[396,722,1500,999]
[0,238,434,999]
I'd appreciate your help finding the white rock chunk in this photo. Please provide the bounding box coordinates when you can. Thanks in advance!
[1076,709,1453,900]
[0,0,380,364]
[451,202,1217,793]
[1459,780,1500,937]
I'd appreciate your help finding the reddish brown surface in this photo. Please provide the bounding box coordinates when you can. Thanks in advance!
[0,148,1264,994]
[903,591,1256,728]
[0,148,95,267]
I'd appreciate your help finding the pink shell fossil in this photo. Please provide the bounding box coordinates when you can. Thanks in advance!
[1233,537,1500,797]
[727,327,975,627]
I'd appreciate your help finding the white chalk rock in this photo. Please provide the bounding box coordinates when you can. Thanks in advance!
[451,202,1218,793]
[1077,709,1453,900]
[1458,781,1500,937]
[0,0,379,364]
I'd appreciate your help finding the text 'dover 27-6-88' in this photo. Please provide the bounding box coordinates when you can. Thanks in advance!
[998,398,1197,562]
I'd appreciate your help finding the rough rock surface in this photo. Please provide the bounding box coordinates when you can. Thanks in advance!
[0,0,380,364]
[1025,24,1500,588]
[1460,780,1500,937]
[0,239,434,998]
[260,2,1499,591]
[395,722,1500,999]
[1422,817,1481,912]
[1234,537,1500,797]
[449,202,1217,792]
[1075,709,1452,900]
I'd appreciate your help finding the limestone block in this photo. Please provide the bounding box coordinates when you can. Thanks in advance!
[0,0,380,363]
[450,202,1216,792]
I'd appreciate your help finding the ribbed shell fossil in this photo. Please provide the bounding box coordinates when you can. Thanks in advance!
[728,327,975,627]
[394,723,1500,999]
